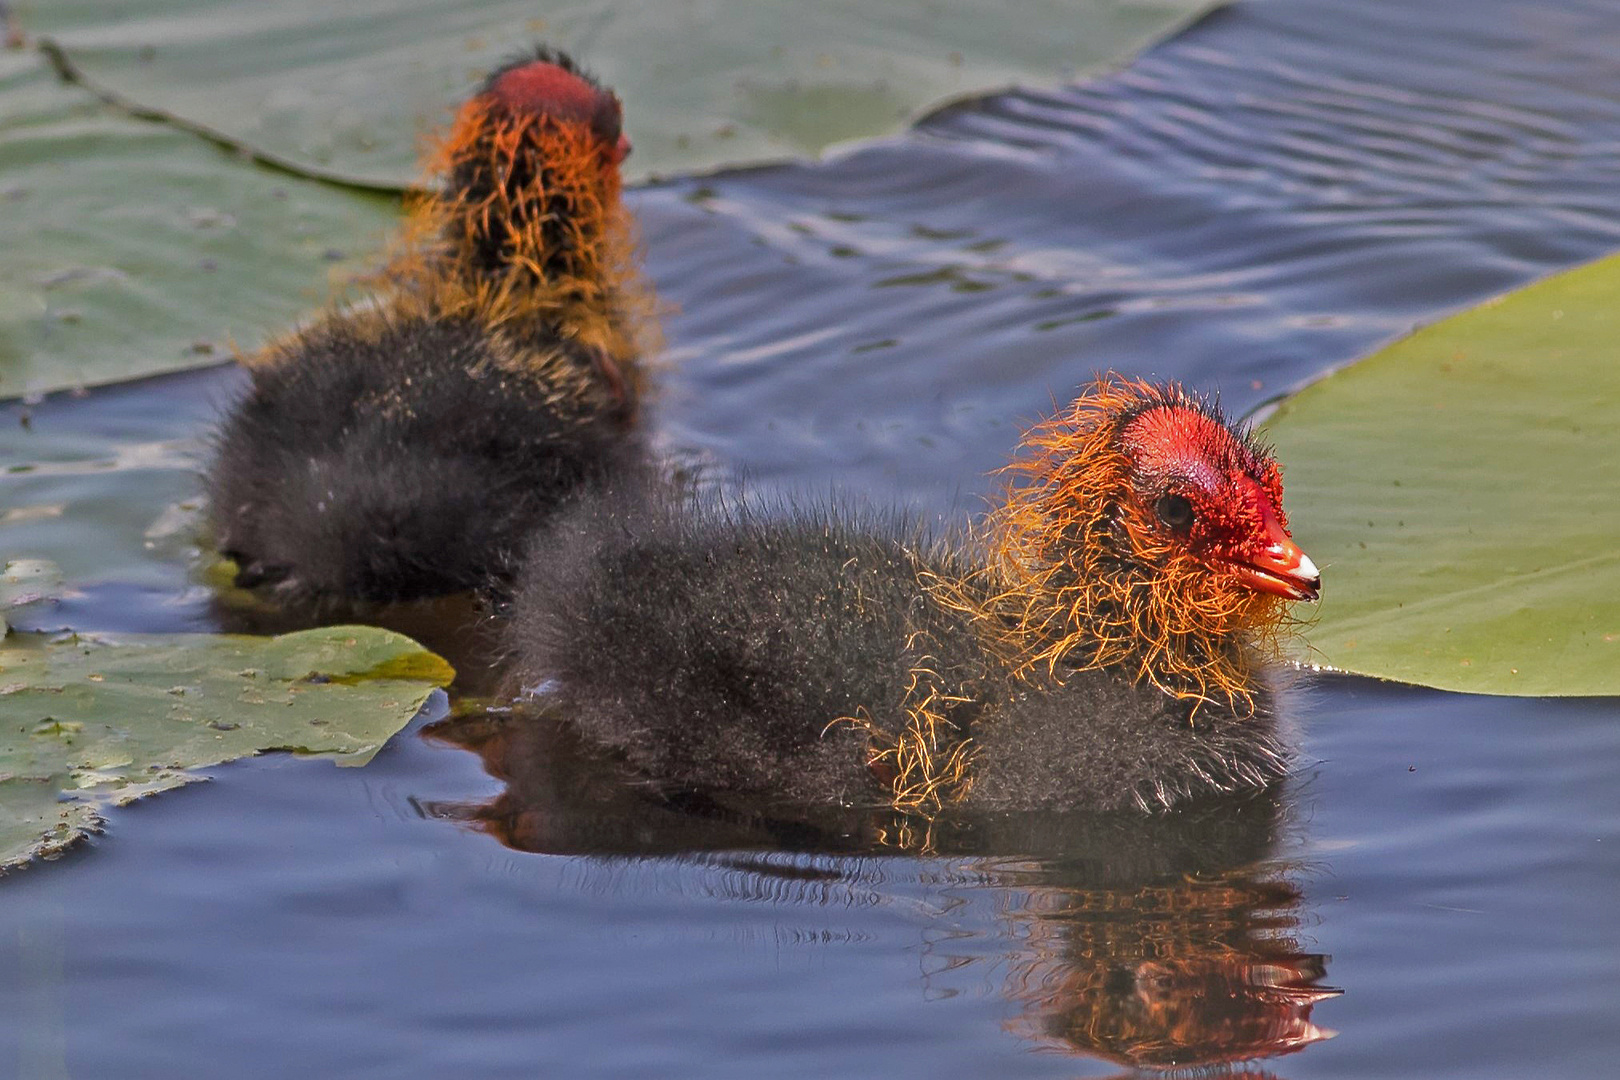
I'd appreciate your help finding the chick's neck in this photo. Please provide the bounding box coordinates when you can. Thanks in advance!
[397,99,645,363]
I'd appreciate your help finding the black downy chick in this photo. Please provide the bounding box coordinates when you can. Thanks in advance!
[507,379,1321,813]
[209,47,651,612]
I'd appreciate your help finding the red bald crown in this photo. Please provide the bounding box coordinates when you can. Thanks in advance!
[486,59,629,162]
[490,62,602,121]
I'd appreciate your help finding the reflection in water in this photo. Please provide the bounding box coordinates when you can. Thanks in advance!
[1003,871,1335,1073]
[424,706,1338,1074]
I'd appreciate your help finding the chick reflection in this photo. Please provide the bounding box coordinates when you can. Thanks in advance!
[424,706,1338,1073]
[1003,868,1335,1072]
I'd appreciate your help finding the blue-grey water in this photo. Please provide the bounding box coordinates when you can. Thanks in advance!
[4,0,1620,1076]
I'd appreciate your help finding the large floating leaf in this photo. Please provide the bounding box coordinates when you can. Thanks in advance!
[1265,254,1620,696]
[0,625,454,871]
[0,49,398,396]
[29,0,1220,188]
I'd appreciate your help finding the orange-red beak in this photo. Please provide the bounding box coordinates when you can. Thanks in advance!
[1226,501,1320,602]
[614,133,632,164]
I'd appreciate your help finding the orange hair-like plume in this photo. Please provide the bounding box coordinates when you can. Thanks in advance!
[382,96,656,384]
[826,643,980,813]
[934,377,1294,711]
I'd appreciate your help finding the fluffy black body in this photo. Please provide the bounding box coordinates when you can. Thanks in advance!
[509,488,1290,812]
[209,315,643,610]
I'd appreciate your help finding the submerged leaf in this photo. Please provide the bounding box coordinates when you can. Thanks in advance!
[0,365,234,597]
[1265,253,1620,696]
[1,558,63,636]
[0,626,454,871]
[30,0,1220,187]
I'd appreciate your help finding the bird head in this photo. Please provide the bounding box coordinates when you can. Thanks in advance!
[1113,386,1318,604]
[384,46,653,390]
[406,47,636,295]
[973,377,1319,704]
[478,48,631,168]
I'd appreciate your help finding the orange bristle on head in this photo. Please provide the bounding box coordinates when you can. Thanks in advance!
[484,51,630,164]
[419,48,628,281]
[421,96,625,271]
[381,47,652,377]
[951,376,1317,709]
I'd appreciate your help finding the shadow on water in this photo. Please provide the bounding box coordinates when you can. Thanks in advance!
[424,706,1339,1074]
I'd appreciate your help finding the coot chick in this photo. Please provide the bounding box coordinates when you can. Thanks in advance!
[209,47,651,612]
[508,378,1321,813]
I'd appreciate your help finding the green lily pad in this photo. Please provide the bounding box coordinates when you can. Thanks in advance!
[1264,253,1620,696]
[0,48,399,396]
[0,625,454,871]
[27,0,1220,188]
[1,559,62,636]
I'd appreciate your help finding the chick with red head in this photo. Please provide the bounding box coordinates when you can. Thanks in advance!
[508,377,1319,813]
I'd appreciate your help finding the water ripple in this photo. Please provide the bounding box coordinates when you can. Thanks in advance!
[634,0,1620,513]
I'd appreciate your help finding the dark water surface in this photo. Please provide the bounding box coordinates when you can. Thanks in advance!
[5,0,1620,1075]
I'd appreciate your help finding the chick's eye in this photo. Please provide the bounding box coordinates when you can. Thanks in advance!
[1155,493,1194,530]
